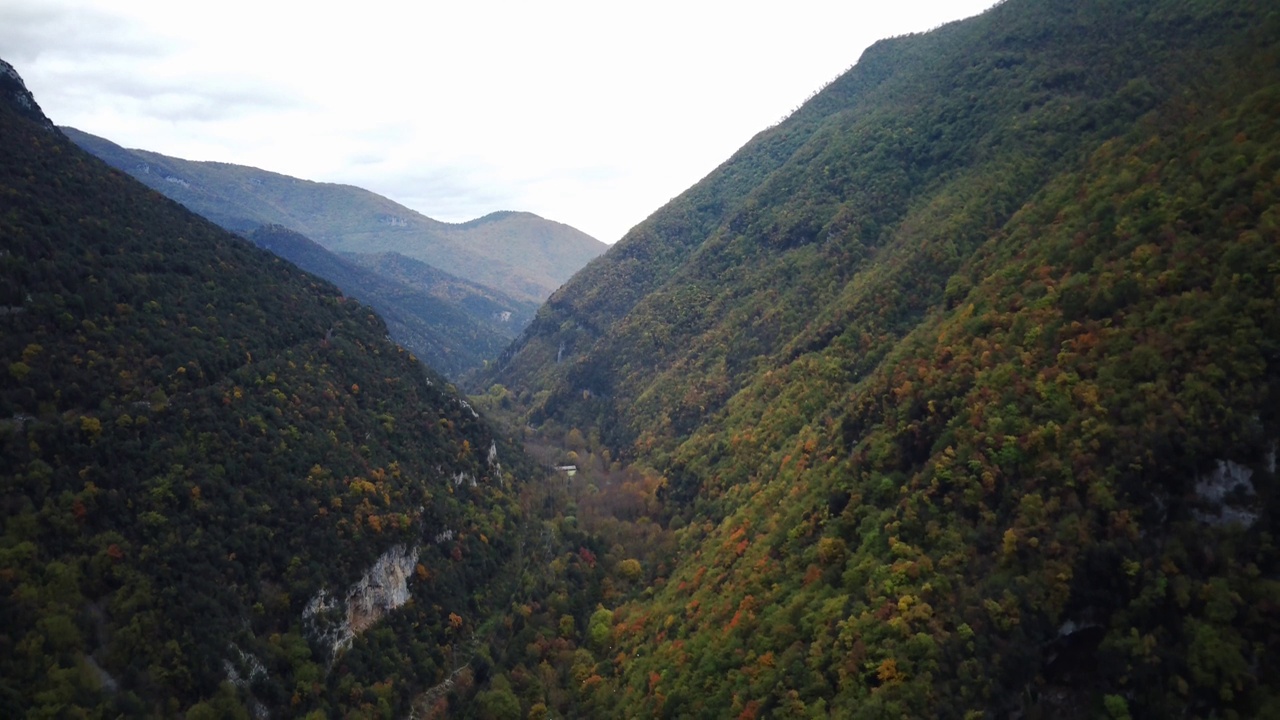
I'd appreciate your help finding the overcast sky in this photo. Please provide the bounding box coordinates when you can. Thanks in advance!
[2,0,995,244]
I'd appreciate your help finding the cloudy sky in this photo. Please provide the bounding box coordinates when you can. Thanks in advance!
[2,0,995,243]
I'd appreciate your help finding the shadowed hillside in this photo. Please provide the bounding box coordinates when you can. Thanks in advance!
[245,224,521,378]
[0,58,539,718]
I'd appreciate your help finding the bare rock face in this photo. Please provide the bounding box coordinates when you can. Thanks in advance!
[1193,458,1264,529]
[223,644,271,719]
[0,59,54,130]
[303,544,419,661]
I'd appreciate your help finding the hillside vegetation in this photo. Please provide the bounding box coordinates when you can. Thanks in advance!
[480,0,1280,716]
[246,224,521,378]
[341,249,538,335]
[63,129,552,378]
[0,60,538,718]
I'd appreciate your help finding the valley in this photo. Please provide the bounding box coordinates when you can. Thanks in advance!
[4,0,1280,717]
[62,128,605,379]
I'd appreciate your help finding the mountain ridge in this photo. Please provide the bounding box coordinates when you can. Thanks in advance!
[7,0,1280,716]
[62,128,556,377]
[243,223,520,378]
[0,58,540,718]
[488,0,1263,451]
[477,0,1280,716]
[60,126,607,305]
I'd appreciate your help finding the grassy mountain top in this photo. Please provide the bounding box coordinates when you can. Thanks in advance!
[0,61,536,718]
[478,0,1280,716]
[61,127,606,305]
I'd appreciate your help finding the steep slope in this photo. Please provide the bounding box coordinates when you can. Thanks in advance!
[61,127,607,304]
[341,249,538,334]
[482,1,1280,716]
[492,0,1269,447]
[0,60,534,718]
[246,224,519,378]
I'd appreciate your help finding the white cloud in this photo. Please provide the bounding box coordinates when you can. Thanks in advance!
[1,0,996,243]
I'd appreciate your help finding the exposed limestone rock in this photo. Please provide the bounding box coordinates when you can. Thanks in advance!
[1193,459,1261,529]
[303,544,420,662]
[0,59,53,129]
[457,398,479,418]
[224,644,270,719]
[224,643,268,687]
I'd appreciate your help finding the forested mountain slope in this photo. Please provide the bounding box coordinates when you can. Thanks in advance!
[482,0,1280,716]
[61,127,606,305]
[0,59,535,718]
[341,249,538,333]
[63,129,545,377]
[246,224,519,378]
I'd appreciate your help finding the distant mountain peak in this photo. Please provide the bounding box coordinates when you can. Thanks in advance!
[61,126,607,304]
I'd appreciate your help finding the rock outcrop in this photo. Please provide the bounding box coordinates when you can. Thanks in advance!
[303,544,419,661]
[1193,456,1268,529]
[0,60,53,130]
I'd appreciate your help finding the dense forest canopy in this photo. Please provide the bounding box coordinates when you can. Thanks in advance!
[478,0,1280,716]
[5,0,1280,716]
[0,59,539,718]
[63,128,555,380]
[243,223,521,379]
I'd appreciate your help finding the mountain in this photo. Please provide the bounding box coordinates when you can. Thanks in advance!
[63,129,557,378]
[480,0,1280,716]
[0,59,538,718]
[59,126,606,306]
[245,224,524,378]
[340,249,538,332]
